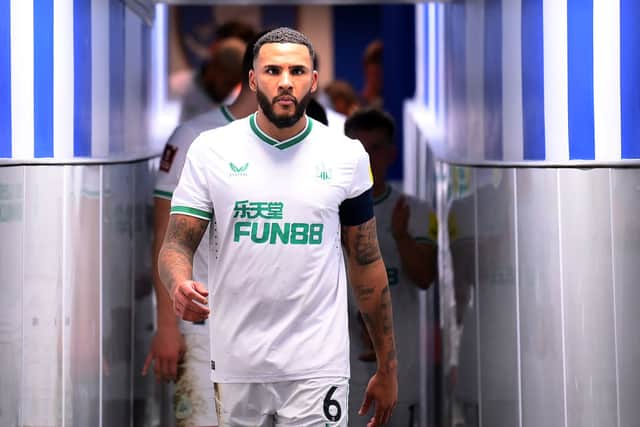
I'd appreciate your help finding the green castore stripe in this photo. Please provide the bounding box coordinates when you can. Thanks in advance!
[154,189,173,199]
[170,206,213,220]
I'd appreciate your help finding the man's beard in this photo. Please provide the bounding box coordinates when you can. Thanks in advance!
[256,87,313,129]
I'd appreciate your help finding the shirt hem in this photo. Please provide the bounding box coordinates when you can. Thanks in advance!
[210,368,349,384]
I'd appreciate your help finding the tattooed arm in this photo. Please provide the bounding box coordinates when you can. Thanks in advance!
[342,217,398,427]
[158,214,210,322]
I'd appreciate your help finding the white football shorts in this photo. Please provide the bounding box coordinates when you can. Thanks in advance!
[215,376,349,426]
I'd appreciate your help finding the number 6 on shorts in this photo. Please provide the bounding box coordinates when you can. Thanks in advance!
[318,380,348,426]
[323,386,342,421]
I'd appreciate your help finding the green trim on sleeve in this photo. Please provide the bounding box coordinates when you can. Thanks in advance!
[153,189,173,200]
[170,206,213,221]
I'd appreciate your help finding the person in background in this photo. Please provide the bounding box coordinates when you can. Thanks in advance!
[142,37,258,427]
[325,79,360,117]
[177,21,256,122]
[311,55,348,131]
[345,108,438,427]
[179,36,248,123]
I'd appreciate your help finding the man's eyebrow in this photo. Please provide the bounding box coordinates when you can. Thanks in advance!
[261,64,309,70]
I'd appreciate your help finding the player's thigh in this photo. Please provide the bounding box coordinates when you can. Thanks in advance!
[175,333,218,427]
[275,377,349,427]
[215,382,272,427]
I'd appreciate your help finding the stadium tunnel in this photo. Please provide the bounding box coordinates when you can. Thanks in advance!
[1,1,639,426]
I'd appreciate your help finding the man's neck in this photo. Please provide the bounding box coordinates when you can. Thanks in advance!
[228,89,257,120]
[255,109,307,141]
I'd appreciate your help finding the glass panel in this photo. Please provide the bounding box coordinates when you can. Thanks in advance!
[476,168,518,427]
[448,166,478,427]
[66,165,101,426]
[0,166,24,427]
[610,169,640,427]
[22,167,65,426]
[516,169,565,426]
[559,169,617,427]
[132,159,157,427]
[102,164,134,426]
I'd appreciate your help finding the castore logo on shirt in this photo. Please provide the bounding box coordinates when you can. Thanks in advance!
[229,162,249,176]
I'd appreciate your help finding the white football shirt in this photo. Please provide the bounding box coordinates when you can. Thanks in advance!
[155,106,235,335]
[171,113,373,382]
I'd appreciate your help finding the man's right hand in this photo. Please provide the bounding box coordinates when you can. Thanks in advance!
[141,327,186,382]
[172,280,210,322]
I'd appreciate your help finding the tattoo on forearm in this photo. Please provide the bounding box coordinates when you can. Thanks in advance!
[360,285,397,373]
[350,219,382,265]
[343,219,396,371]
[159,215,208,293]
[356,286,375,301]
[165,215,207,253]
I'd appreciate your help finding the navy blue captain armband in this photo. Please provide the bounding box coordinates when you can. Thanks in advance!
[339,189,374,226]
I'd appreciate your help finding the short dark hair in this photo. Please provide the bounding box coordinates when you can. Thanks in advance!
[253,27,316,69]
[344,108,395,144]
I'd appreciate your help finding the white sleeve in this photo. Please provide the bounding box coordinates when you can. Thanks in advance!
[346,143,373,199]
[170,143,213,221]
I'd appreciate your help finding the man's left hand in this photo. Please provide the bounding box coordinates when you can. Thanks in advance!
[359,370,398,426]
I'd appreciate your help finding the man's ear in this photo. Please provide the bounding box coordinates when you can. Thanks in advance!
[248,69,257,92]
[310,70,319,93]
